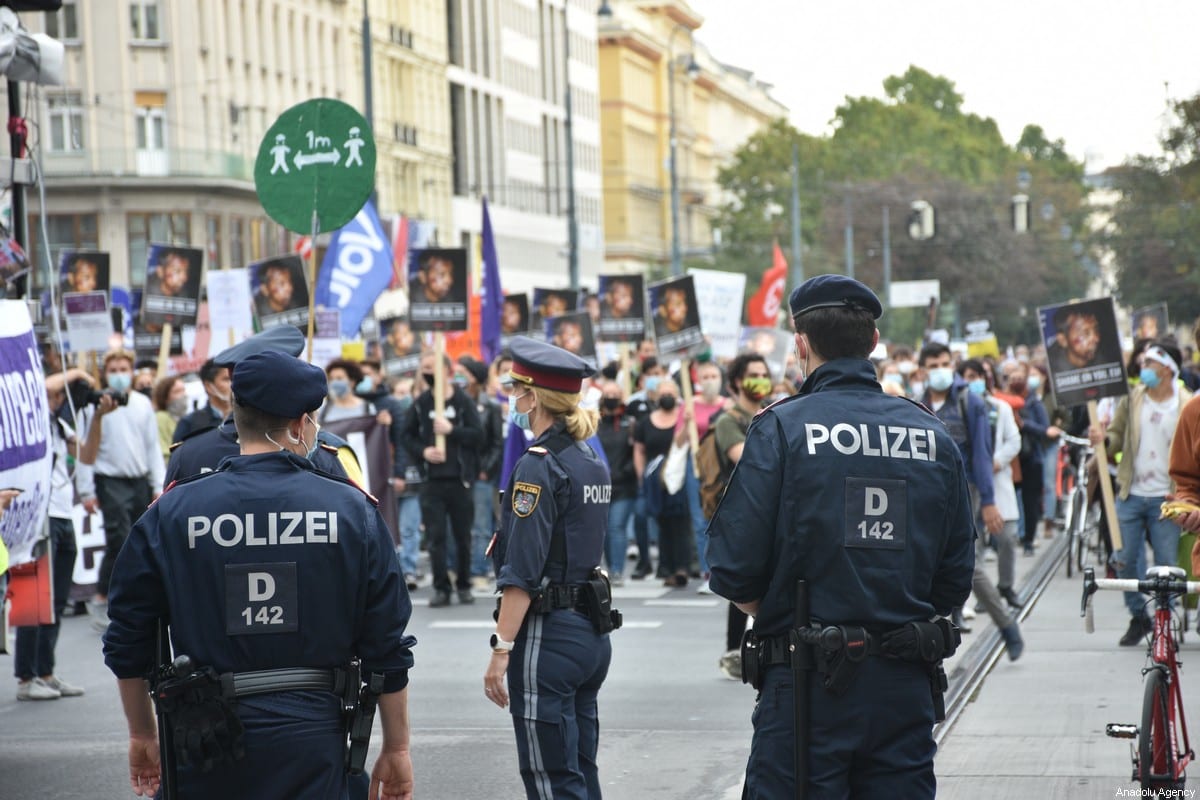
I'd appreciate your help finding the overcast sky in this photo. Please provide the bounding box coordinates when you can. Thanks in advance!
[686,0,1200,173]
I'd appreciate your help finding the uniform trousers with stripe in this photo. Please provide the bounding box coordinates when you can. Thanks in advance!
[507,608,612,800]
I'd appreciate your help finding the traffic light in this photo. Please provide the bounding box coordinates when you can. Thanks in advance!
[1011,193,1030,233]
[908,200,935,241]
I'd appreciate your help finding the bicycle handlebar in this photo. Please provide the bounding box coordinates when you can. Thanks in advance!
[1079,567,1200,633]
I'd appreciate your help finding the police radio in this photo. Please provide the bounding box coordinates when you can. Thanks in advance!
[582,567,622,634]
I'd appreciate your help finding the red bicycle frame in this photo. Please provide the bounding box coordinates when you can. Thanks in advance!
[1148,603,1192,780]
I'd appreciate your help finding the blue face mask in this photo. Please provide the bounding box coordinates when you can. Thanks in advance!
[644,376,661,393]
[329,379,350,399]
[927,367,954,393]
[1139,367,1161,388]
[882,373,904,386]
[356,377,373,394]
[967,378,987,396]
[509,392,532,431]
[107,372,132,392]
[1027,375,1041,392]
[452,374,470,388]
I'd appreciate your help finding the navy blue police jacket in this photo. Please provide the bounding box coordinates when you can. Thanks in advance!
[104,451,415,693]
[706,359,975,637]
[493,422,612,591]
[164,416,352,487]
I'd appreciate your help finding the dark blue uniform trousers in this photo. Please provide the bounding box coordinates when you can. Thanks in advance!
[171,691,348,800]
[508,610,612,800]
[743,659,936,800]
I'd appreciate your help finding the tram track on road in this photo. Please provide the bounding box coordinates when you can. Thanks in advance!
[934,532,1069,746]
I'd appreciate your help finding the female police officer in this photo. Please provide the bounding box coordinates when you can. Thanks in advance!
[483,336,615,800]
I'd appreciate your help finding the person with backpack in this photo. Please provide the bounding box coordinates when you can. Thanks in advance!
[634,379,691,587]
[685,360,730,593]
[707,352,772,680]
[918,343,1003,631]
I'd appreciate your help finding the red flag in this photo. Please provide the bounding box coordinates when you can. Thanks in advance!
[747,242,788,326]
[389,215,410,290]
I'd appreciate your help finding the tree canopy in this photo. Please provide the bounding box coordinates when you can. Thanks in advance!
[708,65,1094,344]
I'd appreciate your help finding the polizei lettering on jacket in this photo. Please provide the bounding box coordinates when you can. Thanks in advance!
[187,512,339,549]
[805,423,937,462]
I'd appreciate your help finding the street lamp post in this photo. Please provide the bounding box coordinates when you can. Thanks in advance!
[667,27,696,276]
[564,7,579,290]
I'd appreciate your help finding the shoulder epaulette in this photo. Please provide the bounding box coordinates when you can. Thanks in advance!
[527,445,548,455]
[157,468,218,499]
[759,393,803,415]
[309,465,379,506]
[169,440,184,452]
[178,424,218,444]
[319,443,339,454]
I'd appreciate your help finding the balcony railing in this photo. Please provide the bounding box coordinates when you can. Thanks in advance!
[41,148,255,182]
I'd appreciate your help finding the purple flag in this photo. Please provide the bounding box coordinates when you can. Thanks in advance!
[480,197,503,366]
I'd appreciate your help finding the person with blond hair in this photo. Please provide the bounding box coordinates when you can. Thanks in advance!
[483,337,616,800]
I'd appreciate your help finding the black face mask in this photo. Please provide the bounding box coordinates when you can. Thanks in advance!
[657,395,678,411]
[600,397,623,414]
[421,372,436,387]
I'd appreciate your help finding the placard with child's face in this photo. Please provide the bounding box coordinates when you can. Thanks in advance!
[738,326,792,380]
[545,310,597,367]
[1038,296,1126,407]
[1131,303,1168,343]
[500,293,530,351]
[141,244,203,327]
[408,248,468,331]
[596,274,645,342]
[380,315,423,375]
[60,251,110,297]
[648,275,703,356]
[249,254,309,329]
[530,288,579,332]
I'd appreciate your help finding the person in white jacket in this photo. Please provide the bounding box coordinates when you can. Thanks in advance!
[960,359,1024,661]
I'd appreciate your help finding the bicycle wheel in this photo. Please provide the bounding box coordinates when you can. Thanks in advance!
[1065,489,1082,578]
[1078,500,1099,574]
[1138,666,1184,790]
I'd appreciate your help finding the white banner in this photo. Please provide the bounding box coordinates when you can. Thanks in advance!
[688,268,747,360]
[0,301,52,566]
[889,279,940,309]
[206,268,255,344]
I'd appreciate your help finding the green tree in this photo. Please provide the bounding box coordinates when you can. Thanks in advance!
[712,66,1091,341]
[1107,95,1200,326]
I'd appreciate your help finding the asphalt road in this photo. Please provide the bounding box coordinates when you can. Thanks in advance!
[0,580,753,799]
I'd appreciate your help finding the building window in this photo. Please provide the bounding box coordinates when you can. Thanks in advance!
[127,213,189,285]
[136,107,165,150]
[46,93,84,152]
[230,216,245,269]
[205,215,221,269]
[45,0,79,41]
[130,1,161,41]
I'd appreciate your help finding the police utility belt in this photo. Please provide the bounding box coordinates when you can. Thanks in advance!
[151,655,383,776]
[741,619,960,721]
[495,569,623,635]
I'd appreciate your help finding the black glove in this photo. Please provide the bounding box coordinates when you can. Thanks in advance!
[880,621,945,663]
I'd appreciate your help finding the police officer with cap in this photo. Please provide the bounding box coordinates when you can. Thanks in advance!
[164,326,363,487]
[484,336,617,800]
[706,274,974,798]
[104,350,417,800]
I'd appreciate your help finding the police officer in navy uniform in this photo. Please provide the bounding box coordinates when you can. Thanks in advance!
[164,326,363,487]
[484,337,616,800]
[103,350,417,800]
[706,275,975,799]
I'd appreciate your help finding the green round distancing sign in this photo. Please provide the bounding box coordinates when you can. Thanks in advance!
[254,98,376,235]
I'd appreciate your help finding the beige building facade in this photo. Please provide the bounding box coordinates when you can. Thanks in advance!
[598,0,786,274]
[18,0,452,293]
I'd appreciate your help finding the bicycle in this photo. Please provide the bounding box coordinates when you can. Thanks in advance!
[1081,565,1199,791]
[1059,433,1103,577]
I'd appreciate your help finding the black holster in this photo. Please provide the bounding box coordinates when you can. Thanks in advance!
[345,667,383,776]
[151,656,246,774]
[812,625,869,697]
[580,568,622,634]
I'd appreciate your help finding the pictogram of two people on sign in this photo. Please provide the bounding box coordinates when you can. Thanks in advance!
[269,128,366,175]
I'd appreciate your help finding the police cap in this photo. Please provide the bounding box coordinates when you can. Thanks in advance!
[789,274,883,320]
[509,336,595,393]
[232,350,327,419]
[212,326,305,367]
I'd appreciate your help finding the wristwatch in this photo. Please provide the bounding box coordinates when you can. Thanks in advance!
[490,633,515,653]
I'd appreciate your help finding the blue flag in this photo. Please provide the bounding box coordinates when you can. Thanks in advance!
[480,197,503,366]
[315,199,393,338]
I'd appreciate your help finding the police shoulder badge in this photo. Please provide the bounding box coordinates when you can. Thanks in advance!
[512,481,542,518]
